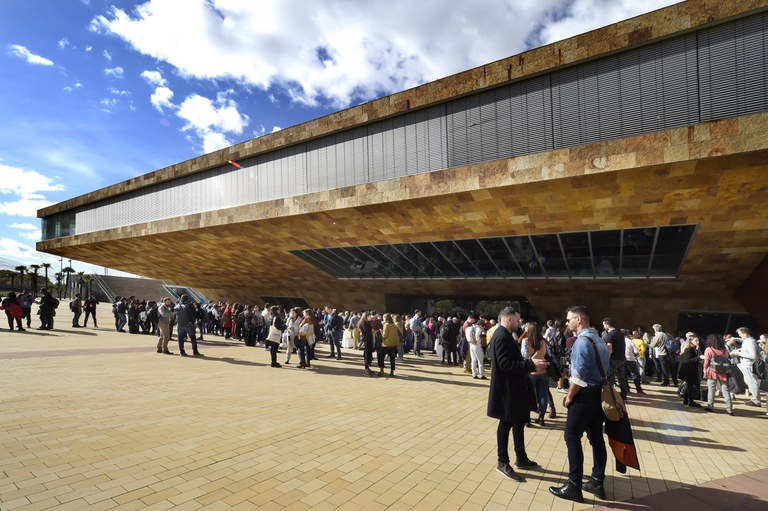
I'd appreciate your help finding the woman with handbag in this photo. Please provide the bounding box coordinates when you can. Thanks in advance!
[378,313,400,376]
[677,333,701,407]
[265,306,285,368]
[703,333,733,415]
[297,309,315,368]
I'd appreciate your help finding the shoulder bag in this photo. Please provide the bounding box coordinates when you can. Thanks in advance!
[267,317,283,344]
[587,337,626,422]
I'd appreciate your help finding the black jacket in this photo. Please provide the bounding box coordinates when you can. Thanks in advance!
[487,326,535,424]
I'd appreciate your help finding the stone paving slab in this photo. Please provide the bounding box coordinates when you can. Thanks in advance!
[1,312,766,510]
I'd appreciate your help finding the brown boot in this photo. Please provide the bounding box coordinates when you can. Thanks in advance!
[548,408,557,419]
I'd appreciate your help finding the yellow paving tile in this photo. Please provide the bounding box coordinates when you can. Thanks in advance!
[1,315,767,510]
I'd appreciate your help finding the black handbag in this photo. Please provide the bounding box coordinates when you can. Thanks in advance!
[545,353,562,381]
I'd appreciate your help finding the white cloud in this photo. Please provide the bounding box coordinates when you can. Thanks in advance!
[19,229,42,241]
[0,238,39,261]
[91,0,679,108]
[64,81,83,92]
[104,66,124,78]
[140,69,167,86]
[150,86,174,112]
[102,49,112,60]
[108,87,131,96]
[271,126,281,133]
[9,223,38,230]
[0,195,54,218]
[0,164,65,196]
[58,37,70,49]
[176,93,249,152]
[8,44,54,66]
[86,45,93,52]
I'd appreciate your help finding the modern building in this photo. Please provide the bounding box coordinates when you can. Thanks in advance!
[38,0,768,332]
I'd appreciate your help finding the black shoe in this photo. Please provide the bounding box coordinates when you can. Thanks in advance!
[536,417,546,426]
[496,462,525,482]
[271,363,282,368]
[582,477,606,500]
[193,351,203,357]
[689,402,702,408]
[514,457,538,469]
[163,350,174,355]
[549,481,583,502]
[180,351,189,357]
[157,349,162,353]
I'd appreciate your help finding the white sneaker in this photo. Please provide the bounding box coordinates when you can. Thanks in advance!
[556,388,568,394]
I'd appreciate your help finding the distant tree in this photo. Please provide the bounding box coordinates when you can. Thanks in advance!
[433,299,456,315]
[14,265,27,291]
[41,263,52,289]
[61,267,75,298]
[29,264,41,295]
[76,271,85,296]
[55,272,63,299]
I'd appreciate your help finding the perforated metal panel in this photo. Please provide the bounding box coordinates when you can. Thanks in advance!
[53,11,767,239]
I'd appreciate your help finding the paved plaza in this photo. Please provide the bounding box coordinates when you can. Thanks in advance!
[1,311,767,510]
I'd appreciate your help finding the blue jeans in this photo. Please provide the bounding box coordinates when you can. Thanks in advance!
[329,329,342,357]
[177,323,198,353]
[530,373,549,420]
[116,313,127,331]
[296,338,309,364]
[564,387,607,487]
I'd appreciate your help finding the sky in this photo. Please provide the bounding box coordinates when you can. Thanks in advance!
[0,0,679,277]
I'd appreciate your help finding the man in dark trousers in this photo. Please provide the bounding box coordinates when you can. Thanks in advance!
[487,306,548,482]
[549,305,609,502]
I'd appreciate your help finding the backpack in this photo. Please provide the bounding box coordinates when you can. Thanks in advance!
[51,297,60,309]
[665,334,679,356]
[147,307,159,323]
[69,300,76,312]
[711,350,731,374]
[753,355,767,380]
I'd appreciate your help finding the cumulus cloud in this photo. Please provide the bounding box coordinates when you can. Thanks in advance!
[89,0,679,108]
[140,69,167,86]
[176,93,249,153]
[103,49,112,60]
[58,37,70,49]
[9,223,38,230]
[19,229,42,241]
[150,86,174,112]
[0,164,65,196]
[86,45,93,52]
[0,238,39,260]
[108,87,131,96]
[0,195,54,218]
[8,44,54,66]
[104,66,124,78]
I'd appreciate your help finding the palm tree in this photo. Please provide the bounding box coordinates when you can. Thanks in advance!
[76,271,85,296]
[0,269,16,291]
[61,266,75,299]
[29,264,41,296]
[82,274,94,297]
[55,272,63,299]
[41,262,52,290]
[14,265,27,291]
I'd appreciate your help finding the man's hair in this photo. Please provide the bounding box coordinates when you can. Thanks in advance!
[652,323,662,332]
[737,327,751,336]
[602,317,615,327]
[498,306,519,321]
[566,305,589,324]
[180,294,189,303]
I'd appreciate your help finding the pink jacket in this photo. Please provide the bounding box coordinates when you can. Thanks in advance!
[702,346,730,382]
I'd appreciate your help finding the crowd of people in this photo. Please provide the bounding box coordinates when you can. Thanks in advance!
[3,289,767,501]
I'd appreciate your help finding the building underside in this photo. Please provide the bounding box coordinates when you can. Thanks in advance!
[38,1,768,332]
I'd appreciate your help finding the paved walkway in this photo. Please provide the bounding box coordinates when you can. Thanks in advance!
[1,313,766,510]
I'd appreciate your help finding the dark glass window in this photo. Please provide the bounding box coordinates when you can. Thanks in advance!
[621,227,656,276]
[289,224,696,280]
[650,225,696,276]
[590,230,620,277]
[505,236,544,276]
[455,239,498,278]
[479,238,522,277]
[428,241,466,277]
[560,232,592,276]
[393,244,442,277]
[531,234,568,277]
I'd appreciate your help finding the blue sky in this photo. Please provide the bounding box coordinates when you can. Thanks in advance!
[0,0,678,276]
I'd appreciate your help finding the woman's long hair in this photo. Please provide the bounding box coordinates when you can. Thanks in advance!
[706,333,725,350]
[526,322,545,351]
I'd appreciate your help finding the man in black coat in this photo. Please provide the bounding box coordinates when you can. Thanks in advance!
[488,306,548,481]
